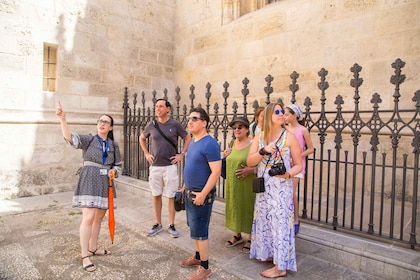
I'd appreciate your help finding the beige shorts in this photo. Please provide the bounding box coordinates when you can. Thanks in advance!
[148,165,180,198]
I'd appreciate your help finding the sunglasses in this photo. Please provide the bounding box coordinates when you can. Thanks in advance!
[274,109,285,115]
[232,125,244,130]
[97,119,111,125]
[187,116,204,122]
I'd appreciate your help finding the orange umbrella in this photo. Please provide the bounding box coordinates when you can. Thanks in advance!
[108,171,115,244]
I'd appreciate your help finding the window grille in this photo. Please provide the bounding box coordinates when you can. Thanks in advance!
[43,43,57,92]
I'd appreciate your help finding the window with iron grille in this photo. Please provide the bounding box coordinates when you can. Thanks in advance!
[223,0,281,24]
[43,43,57,92]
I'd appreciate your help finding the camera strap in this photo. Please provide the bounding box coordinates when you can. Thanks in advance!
[273,129,287,164]
[259,129,286,176]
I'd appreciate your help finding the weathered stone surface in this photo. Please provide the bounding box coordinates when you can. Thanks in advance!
[0,0,419,198]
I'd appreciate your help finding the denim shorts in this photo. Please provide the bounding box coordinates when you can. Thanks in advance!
[184,189,215,240]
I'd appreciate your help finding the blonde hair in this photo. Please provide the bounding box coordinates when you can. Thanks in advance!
[261,103,284,144]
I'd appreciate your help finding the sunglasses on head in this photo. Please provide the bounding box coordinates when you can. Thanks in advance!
[274,109,285,115]
[187,116,203,122]
[232,125,244,130]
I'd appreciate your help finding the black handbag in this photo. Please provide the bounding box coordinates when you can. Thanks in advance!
[252,177,265,193]
[221,139,234,179]
[174,190,185,211]
[221,157,227,179]
[252,130,286,193]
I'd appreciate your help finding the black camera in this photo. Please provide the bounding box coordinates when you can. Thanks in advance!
[268,162,286,176]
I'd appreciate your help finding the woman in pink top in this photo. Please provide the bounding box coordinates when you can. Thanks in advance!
[285,104,314,235]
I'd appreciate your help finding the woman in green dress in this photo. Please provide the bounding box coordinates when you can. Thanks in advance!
[222,117,257,253]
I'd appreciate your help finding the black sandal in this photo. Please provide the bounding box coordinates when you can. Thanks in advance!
[242,240,251,253]
[82,256,96,272]
[88,248,109,256]
[225,234,244,248]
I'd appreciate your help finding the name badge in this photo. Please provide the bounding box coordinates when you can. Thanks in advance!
[100,169,108,176]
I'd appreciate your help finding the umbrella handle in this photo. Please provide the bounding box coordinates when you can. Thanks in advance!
[109,170,115,186]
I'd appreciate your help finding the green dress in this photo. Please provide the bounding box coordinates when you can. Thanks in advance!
[225,143,256,234]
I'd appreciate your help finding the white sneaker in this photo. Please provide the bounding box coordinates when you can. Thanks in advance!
[168,224,180,238]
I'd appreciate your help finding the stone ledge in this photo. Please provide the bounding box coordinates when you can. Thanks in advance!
[297,224,420,279]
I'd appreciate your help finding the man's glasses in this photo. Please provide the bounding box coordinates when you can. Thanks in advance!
[97,119,111,125]
[187,116,203,122]
[274,109,285,115]
[232,125,244,130]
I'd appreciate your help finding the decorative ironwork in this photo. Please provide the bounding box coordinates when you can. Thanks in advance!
[121,58,419,249]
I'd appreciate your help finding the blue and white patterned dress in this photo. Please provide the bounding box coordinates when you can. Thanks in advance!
[67,133,122,210]
[250,129,297,272]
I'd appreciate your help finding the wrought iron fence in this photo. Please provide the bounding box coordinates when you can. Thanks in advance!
[122,58,419,249]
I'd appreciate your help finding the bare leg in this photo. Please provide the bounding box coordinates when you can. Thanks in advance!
[196,239,209,262]
[168,197,175,225]
[153,195,162,225]
[292,177,300,223]
[80,208,95,268]
[88,209,110,255]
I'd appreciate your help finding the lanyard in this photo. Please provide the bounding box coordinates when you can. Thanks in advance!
[96,135,109,165]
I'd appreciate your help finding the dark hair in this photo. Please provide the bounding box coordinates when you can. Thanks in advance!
[190,107,210,128]
[156,98,171,108]
[103,114,115,140]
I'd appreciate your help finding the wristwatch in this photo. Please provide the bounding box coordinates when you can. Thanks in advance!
[285,172,291,179]
[181,152,186,156]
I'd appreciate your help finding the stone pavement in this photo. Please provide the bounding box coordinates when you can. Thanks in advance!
[0,182,393,280]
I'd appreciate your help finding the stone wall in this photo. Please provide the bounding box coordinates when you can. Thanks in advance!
[174,0,420,111]
[0,0,176,199]
[0,0,419,199]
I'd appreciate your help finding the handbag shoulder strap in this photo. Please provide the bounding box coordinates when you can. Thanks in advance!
[153,120,178,153]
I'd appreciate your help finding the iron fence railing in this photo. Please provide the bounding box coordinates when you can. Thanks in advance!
[122,58,419,249]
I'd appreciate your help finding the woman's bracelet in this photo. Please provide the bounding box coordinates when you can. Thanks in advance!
[259,147,271,155]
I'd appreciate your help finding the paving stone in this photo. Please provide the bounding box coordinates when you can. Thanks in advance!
[0,185,414,280]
